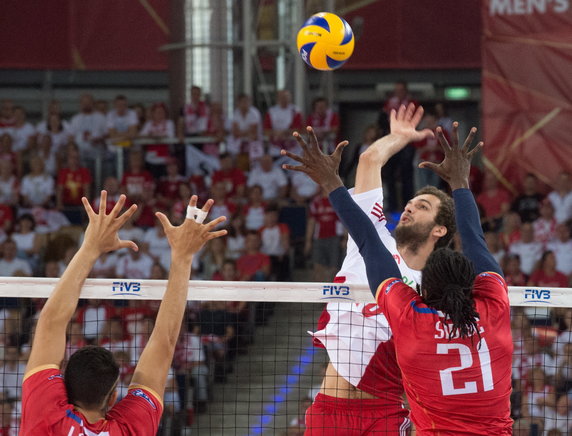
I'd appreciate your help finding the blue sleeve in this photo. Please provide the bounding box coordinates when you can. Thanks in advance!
[453,188,503,277]
[329,187,401,295]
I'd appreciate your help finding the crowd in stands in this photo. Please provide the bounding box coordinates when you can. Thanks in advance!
[0,82,571,434]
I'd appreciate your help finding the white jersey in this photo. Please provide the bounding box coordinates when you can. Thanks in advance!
[311,188,421,394]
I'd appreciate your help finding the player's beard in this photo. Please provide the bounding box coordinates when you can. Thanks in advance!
[395,220,434,254]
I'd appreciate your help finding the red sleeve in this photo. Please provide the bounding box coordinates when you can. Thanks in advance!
[21,366,70,430]
[472,272,510,302]
[375,278,418,326]
[107,386,163,436]
[263,113,272,130]
[291,112,303,129]
[81,168,92,184]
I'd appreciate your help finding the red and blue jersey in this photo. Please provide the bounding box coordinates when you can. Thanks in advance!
[376,272,513,435]
[20,366,162,436]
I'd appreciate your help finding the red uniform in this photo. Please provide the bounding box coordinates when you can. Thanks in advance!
[376,272,513,435]
[309,196,339,239]
[57,168,92,206]
[20,366,162,436]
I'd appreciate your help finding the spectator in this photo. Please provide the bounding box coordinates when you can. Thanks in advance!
[143,218,171,269]
[554,343,572,395]
[173,322,209,413]
[177,85,209,140]
[11,214,42,265]
[211,153,246,199]
[0,345,25,400]
[20,155,54,208]
[477,170,512,231]
[543,395,572,435]
[485,231,506,265]
[66,321,87,361]
[548,171,572,224]
[129,316,155,363]
[534,199,557,246]
[521,368,556,421]
[120,149,154,200]
[0,240,32,277]
[247,154,288,201]
[132,182,159,230]
[106,95,138,146]
[503,254,528,286]
[139,102,175,178]
[244,185,267,231]
[157,158,186,209]
[306,190,341,282]
[7,106,36,154]
[92,176,121,214]
[414,108,444,189]
[36,100,70,135]
[342,124,378,183]
[289,169,320,206]
[208,182,237,226]
[193,300,236,382]
[0,100,15,127]
[264,89,303,156]
[226,214,247,260]
[0,204,12,241]
[500,211,522,249]
[379,81,417,211]
[528,251,569,289]
[236,231,271,281]
[68,93,107,167]
[95,99,109,114]
[228,94,263,168]
[131,102,147,132]
[509,222,544,275]
[512,173,544,223]
[99,317,131,354]
[435,102,454,135]
[547,223,572,277]
[199,237,226,280]
[306,97,340,154]
[260,205,290,281]
[117,217,145,256]
[34,133,58,177]
[202,101,227,156]
[90,251,118,278]
[75,300,115,343]
[56,146,92,224]
[0,160,18,207]
[116,241,154,279]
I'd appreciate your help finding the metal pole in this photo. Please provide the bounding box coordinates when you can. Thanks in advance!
[276,0,287,90]
[293,0,306,112]
[242,0,253,95]
[324,0,335,106]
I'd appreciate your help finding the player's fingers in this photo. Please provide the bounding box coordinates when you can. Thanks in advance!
[405,102,416,121]
[306,126,321,154]
[155,212,173,231]
[208,229,228,240]
[280,149,305,164]
[467,141,484,160]
[116,203,138,226]
[436,127,452,153]
[451,121,460,148]
[293,131,310,154]
[332,141,349,160]
[462,127,478,153]
[99,190,108,216]
[397,104,406,121]
[389,109,397,125]
[418,161,443,176]
[411,105,425,127]
[418,128,435,139]
[206,216,227,230]
[282,164,308,174]
[188,195,198,209]
[119,239,139,252]
[81,197,96,220]
[200,198,214,214]
[110,194,126,218]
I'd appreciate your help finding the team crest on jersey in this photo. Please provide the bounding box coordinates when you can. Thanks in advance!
[48,374,63,381]
[385,279,400,294]
[131,389,157,409]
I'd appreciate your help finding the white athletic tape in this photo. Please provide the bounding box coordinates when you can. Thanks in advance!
[186,205,208,223]
[0,277,570,306]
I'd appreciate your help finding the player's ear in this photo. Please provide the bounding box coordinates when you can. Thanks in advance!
[432,225,447,239]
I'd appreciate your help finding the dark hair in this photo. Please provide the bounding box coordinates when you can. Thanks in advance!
[114,95,127,101]
[414,186,456,249]
[65,346,119,409]
[17,213,36,231]
[422,248,480,342]
[311,97,328,110]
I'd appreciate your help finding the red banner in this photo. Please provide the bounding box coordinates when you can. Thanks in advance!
[482,0,572,192]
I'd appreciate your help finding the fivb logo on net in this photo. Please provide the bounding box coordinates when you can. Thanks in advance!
[523,288,552,303]
[321,285,351,300]
[111,281,142,296]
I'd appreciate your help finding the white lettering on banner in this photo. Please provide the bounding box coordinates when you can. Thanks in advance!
[489,0,569,15]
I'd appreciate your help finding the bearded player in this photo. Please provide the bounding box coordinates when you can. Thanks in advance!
[283,105,456,435]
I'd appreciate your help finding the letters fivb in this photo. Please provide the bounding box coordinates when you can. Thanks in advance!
[112,281,141,293]
[524,289,551,301]
[322,285,350,296]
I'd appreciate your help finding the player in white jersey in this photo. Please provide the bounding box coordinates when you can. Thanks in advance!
[282,105,457,435]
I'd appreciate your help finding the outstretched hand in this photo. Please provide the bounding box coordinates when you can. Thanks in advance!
[81,191,139,255]
[390,103,434,143]
[281,126,348,193]
[155,195,227,264]
[418,122,483,190]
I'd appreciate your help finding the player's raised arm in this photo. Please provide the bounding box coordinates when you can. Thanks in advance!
[26,192,138,373]
[130,196,227,400]
[355,104,433,194]
[419,123,503,277]
[281,127,401,295]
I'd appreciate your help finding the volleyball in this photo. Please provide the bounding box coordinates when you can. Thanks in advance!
[297,12,355,71]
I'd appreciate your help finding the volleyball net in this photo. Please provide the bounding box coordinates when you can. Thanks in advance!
[0,279,571,435]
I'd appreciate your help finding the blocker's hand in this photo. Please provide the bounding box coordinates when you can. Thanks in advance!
[81,191,139,255]
[281,126,348,194]
[418,122,483,191]
[390,103,434,143]
[155,195,227,263]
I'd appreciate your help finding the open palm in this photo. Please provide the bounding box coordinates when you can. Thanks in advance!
[390,103,434,143]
